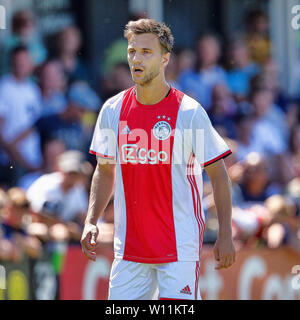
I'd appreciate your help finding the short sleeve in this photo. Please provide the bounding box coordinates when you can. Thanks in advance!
[192,105,231,167]
[89,104,117,160]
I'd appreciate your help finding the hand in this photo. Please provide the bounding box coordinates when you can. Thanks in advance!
[80,223,99,261]
[213,236,236,270]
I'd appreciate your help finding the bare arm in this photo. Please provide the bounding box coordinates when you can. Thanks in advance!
[81,158,116,261]
[205,159,235,269]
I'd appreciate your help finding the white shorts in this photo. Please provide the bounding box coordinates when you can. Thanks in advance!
[108,259,201,300]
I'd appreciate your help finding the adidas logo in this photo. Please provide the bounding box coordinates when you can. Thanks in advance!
[120,125,131,135]
[180,285,192,295]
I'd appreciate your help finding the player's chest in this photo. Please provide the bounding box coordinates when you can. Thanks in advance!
[118,103,180,165]
[119,103,179,141]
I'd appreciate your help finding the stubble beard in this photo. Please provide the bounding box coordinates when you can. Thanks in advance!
[133,66,161,87]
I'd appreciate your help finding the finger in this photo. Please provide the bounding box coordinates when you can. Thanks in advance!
[220,254,226,267]
[220,254,229,269]
[225,254,236,268]
[90,231,98,246]
[81,237,94,250]
[214,247,220,261]
[82,246,96,261]
[230,254,236,266]
[229,253,236,267]
[224,255,232,268]
[215,263,223,270]
[82,230,98,249]
[92,240,100,249]
[215,255,225,270]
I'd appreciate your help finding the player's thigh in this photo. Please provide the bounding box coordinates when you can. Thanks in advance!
[108,259,158,300]
[156,261,201,300]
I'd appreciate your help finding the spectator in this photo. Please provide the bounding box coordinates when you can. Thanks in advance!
[18,138,66,190]
[0,188,42,261]
[208,84,237,139]
[235,111,264,161]
[0,10,47,75]
[263,195,299,250]
[231,203,271,248]
[101,62,133,101]
[259,60,290,112]
[0,46,42,188]
[55,25,93,87]
[165,51,182,91]
[243,9,271,65]
[225,38,260,101]
[249,87,288,157]
[231,194,298,249]
[178,33,227,110]
[279,125,300,185]
[289,124,300,169]
[286,167,300,223]
[27,150,93,242]
[177,48,196,74]
[285,123,300,213]
[34,81,100,153]
[237,152,280,204]
[37,60,68,117]
[0,189,13,261]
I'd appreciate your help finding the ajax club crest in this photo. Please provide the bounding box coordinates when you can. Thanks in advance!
[153,119,172,140]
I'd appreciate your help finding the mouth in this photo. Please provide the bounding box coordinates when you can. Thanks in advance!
[132,66,144,75]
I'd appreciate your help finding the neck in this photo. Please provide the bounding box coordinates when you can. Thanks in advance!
[13,73,26,82]
[135,74,170,105]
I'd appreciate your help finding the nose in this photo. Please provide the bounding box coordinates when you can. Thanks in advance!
[132,51,142,64]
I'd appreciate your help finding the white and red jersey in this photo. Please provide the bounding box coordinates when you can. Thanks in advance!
[90,86,231,263]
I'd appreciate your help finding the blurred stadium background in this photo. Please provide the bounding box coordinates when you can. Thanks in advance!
[0,0,300,300]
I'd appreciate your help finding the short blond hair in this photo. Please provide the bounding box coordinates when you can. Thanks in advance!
[124,18,174,53]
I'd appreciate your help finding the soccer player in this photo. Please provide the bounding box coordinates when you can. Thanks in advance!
[81,19,235,300]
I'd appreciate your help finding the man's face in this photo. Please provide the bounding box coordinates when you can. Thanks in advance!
[197,37,220,67]
[252,90,273,116]
[12,51,34,79]
[127,33,169,86]
[40,62,66,92]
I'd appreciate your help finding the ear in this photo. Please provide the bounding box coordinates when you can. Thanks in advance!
[162,52,171,67]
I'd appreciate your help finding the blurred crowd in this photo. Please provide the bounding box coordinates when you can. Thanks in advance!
[0,9,299,264]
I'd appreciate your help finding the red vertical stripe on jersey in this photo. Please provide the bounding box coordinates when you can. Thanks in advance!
[191,155,205,251]
[119,87,184,263]
[187,153,205,260]
[194,261,200,300]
